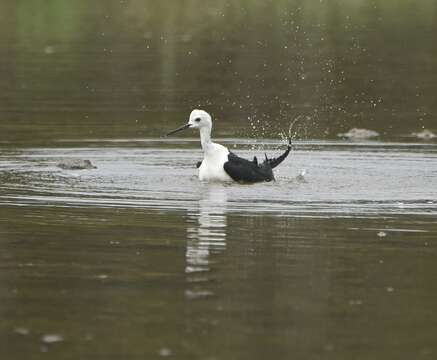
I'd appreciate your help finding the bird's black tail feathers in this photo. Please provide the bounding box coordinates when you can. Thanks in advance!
[264,137,292,169]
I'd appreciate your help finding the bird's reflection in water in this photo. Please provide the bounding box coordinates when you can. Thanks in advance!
[185,185,227,299]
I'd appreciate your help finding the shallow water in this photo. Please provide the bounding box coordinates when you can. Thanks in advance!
[2,1,437,358]
[1,139,436,359]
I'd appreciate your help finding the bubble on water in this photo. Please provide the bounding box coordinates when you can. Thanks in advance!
[296,169,307,182]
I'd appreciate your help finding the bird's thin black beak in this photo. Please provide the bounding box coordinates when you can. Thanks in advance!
[166,123,191,136]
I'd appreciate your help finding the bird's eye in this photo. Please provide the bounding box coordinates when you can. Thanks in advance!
[195,118,201,122]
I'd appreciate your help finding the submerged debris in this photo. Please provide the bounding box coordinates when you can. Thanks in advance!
[338,128,379,140]
[57,159,96,170]
[412,129,436,140]
[41,334,64,344]
[14,327,30,335]
[159,348,173,357]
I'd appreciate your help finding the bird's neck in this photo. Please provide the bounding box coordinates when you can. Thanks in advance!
[200,126,212,151]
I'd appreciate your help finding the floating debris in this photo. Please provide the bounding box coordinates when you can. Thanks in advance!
[412,129,436,140]
[159,348,173,357]
[57,159,96,170]
[44,45,55,55]
[14,327,30,335]
[377,231,387,238]
[184,289,213,300]
[41,334,64,344]
[338,128,379,140]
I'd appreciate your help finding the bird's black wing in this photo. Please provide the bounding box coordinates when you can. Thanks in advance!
[224,152,274,183]
[223,138,292,183]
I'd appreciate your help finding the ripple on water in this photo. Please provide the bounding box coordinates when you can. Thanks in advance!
[0,140,436,218]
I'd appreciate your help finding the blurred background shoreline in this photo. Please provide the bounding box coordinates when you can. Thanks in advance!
[1,0,436,144]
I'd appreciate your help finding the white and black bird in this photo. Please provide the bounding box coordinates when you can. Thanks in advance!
[167,109,291,183]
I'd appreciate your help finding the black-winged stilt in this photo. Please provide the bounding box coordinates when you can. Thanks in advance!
[167,109,291,183]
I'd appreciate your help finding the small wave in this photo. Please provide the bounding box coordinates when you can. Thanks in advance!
[338,128,379,140]
[411,129,436,140]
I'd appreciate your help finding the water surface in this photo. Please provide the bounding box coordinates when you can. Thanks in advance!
[1,139,436,359]
[1,1,437,357]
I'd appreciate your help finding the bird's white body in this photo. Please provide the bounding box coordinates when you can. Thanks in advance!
[198,142,232,182]
[195,115,232,181]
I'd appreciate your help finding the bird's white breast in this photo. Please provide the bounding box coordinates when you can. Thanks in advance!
[198,143,233,182]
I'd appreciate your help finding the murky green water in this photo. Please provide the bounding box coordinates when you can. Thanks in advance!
[1,0,436,143]
[1,1,437,359]
[1,139,436,359]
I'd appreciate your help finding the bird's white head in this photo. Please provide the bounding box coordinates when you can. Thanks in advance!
[187,109,212,130]
[167,109,212,136]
